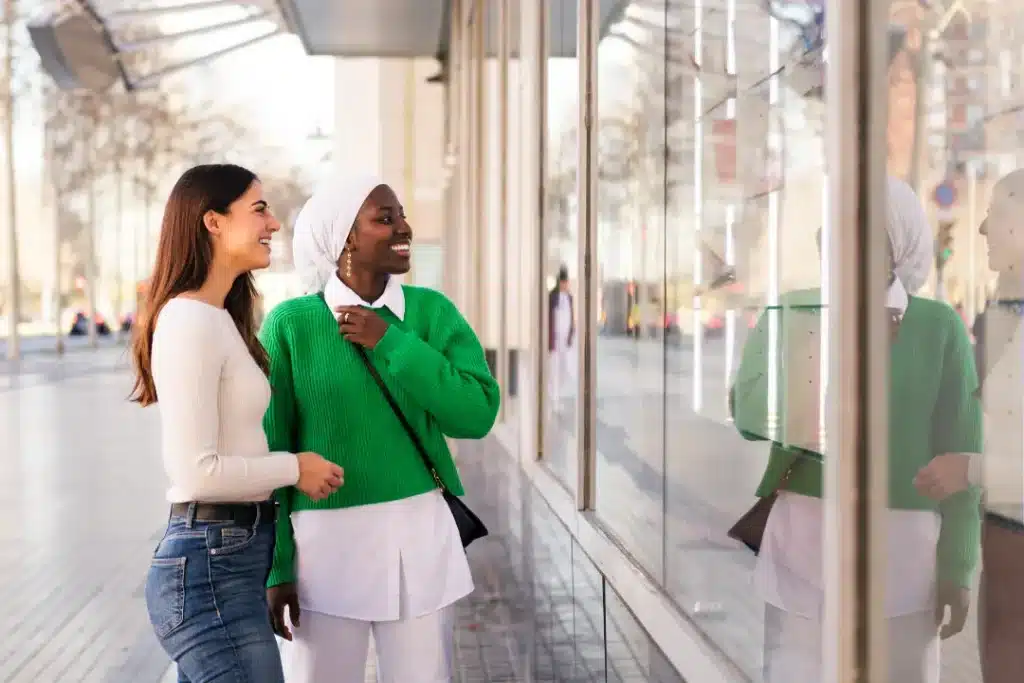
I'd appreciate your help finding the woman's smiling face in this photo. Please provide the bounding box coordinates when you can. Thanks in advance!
[347,184,413,276]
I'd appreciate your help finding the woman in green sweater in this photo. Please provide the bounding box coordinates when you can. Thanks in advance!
[732,176,982,683]
[259,175,499,683]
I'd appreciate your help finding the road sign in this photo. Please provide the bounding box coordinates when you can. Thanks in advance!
[934,182,957,208]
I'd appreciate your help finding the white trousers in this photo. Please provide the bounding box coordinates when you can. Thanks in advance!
[548,346,575,403]
[764,605,940,683]
[281,607,455,683]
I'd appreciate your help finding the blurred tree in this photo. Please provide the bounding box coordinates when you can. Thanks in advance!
[3,7,292,347]
[262,169,310,222]
[260,168,311,269]
[39,57,254,322]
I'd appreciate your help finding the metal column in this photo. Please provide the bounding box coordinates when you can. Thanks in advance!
[575,0,598,510]
[823,0,891,680]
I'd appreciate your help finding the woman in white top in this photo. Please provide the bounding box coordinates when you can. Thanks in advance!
[916,168,1024,682]
[130,164,344,683]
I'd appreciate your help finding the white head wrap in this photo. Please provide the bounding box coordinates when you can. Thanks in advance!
[292,174,385,294]
[886,175,933,294]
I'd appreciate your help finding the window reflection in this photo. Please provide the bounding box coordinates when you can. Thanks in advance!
[666,2,833,677]
[530,0,1024,679]
[593,0,835,677]
[542,0,580,492]
[887,3,1024,682]
[594,0,667,579]
[974,170,1024,682]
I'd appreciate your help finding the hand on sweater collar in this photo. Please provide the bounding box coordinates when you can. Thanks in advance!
[324,272,406,321]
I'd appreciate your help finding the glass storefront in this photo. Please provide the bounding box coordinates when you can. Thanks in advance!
[542,0,582,495]
[447,0,1024,681]
[594,0,668,579]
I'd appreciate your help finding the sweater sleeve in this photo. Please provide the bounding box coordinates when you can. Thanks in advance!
[732,309,774,442]
[259,308,300,588]
[372,294,500,439]
[933,311,984,588]
[152,302,299,501]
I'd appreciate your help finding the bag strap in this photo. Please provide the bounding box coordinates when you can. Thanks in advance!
[353,345,446,492]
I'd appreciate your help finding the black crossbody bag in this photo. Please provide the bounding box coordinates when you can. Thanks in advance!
[353,345,488,548]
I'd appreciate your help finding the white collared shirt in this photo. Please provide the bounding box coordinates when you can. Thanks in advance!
[289,273,474,621]
[325,269,407,320]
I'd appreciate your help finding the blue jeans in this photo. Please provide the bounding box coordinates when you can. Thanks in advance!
[145,505,283,683]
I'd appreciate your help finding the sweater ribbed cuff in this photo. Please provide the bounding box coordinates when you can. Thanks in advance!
[373,324,410,362]
[266,561,296,589]
[937,488,982,589]
[937,561,975,590]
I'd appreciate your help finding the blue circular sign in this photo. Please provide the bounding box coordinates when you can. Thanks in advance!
[934,182,956,208]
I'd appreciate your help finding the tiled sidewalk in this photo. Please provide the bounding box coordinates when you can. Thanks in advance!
[0,348,527,683]
[2,340,989,682]
[4,347,673,683]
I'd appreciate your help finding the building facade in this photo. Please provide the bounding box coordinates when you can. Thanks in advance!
[429,1,1022,681]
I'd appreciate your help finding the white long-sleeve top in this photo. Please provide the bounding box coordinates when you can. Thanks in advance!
[980,312,1024,521]
[152,297,300,503]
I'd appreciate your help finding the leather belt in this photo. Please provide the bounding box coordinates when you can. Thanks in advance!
[169,500,277,526]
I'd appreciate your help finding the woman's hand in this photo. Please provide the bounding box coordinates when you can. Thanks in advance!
[935,581,970,639]
[914,453,972,501]
[296,452,343,500]
[335,306,390,348]
[267,582,300,640]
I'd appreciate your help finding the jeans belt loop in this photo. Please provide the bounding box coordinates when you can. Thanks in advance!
[185,502,198,529]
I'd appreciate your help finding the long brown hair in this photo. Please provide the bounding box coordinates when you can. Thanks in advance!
[130,164,269,406]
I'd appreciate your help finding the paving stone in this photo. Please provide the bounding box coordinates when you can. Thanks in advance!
[2,346,702,683]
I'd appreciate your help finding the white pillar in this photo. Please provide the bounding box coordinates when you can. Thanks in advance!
[3,0,20,360]
[84,115,98,348]
[333,58,383,177]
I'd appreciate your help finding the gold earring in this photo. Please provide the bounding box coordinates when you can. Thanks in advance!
[344,250,353,279]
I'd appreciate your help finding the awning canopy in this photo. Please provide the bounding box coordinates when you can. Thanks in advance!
[30,0,633,91]
[279,0,630,59]
[29,0,287,92]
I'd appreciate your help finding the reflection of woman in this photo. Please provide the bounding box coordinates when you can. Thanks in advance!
[974,170,1024,683]
[917,169,1024,683]
[262,175,500,682]
[732,177,982,683]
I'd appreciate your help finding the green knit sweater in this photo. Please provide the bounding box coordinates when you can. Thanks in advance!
[259,287,500,588]
[733,290,983,588]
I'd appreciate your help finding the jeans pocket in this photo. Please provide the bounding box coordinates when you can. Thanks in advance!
[146,557,186,639]
[207,523,256,556]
